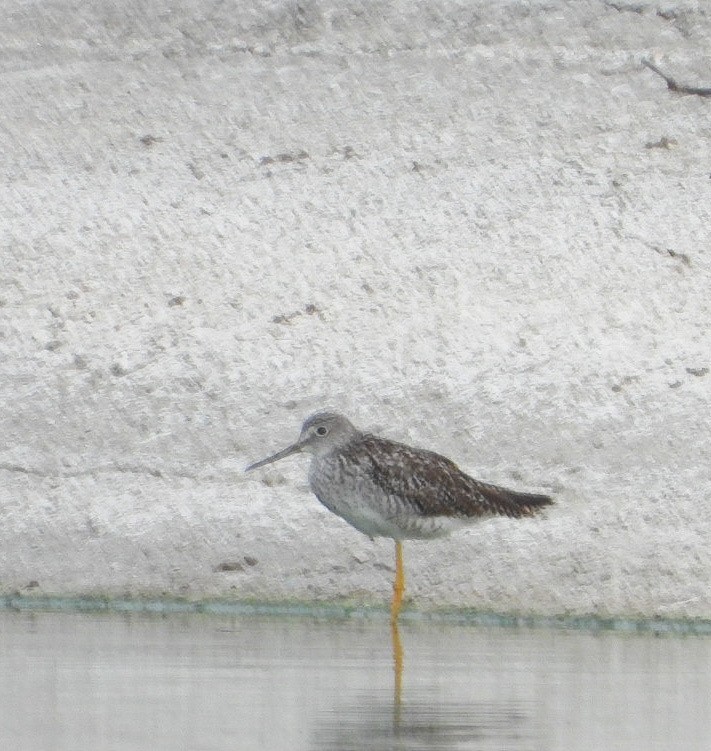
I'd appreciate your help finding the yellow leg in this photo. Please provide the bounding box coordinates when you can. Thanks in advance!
[391,540,405,623]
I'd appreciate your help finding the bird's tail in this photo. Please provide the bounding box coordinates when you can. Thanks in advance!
[511,490,553,516]
[476,483,554,518]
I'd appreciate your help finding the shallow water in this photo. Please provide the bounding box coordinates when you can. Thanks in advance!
[1,609,709,750]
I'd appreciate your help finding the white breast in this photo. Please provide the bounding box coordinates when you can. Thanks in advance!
[308,453,474,540]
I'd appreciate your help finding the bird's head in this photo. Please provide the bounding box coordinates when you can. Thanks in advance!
[245,411,359,471]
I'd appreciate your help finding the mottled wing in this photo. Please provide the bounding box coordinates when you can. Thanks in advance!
[357,435,552,519]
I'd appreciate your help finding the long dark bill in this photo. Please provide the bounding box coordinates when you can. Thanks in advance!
[245,442,302,472]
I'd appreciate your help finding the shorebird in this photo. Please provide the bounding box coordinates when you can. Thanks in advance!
[246,411,552,621]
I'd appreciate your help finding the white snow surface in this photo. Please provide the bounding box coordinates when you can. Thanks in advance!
[1,0,710,618]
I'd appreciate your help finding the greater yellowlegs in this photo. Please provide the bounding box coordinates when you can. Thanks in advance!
[246,411,553,621]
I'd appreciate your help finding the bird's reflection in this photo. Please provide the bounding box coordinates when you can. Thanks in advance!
[391,617,403,727]
[312,620,535,751]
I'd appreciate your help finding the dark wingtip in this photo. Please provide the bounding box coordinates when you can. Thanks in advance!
[485,487,553,517]
[519,492,554,514]
[529,492,554,506]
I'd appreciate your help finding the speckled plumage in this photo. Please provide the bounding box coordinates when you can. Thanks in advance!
[246,411,553,620]
[247,411,552,540]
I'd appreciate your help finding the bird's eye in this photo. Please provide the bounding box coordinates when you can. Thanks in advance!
[316,426,328,436]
